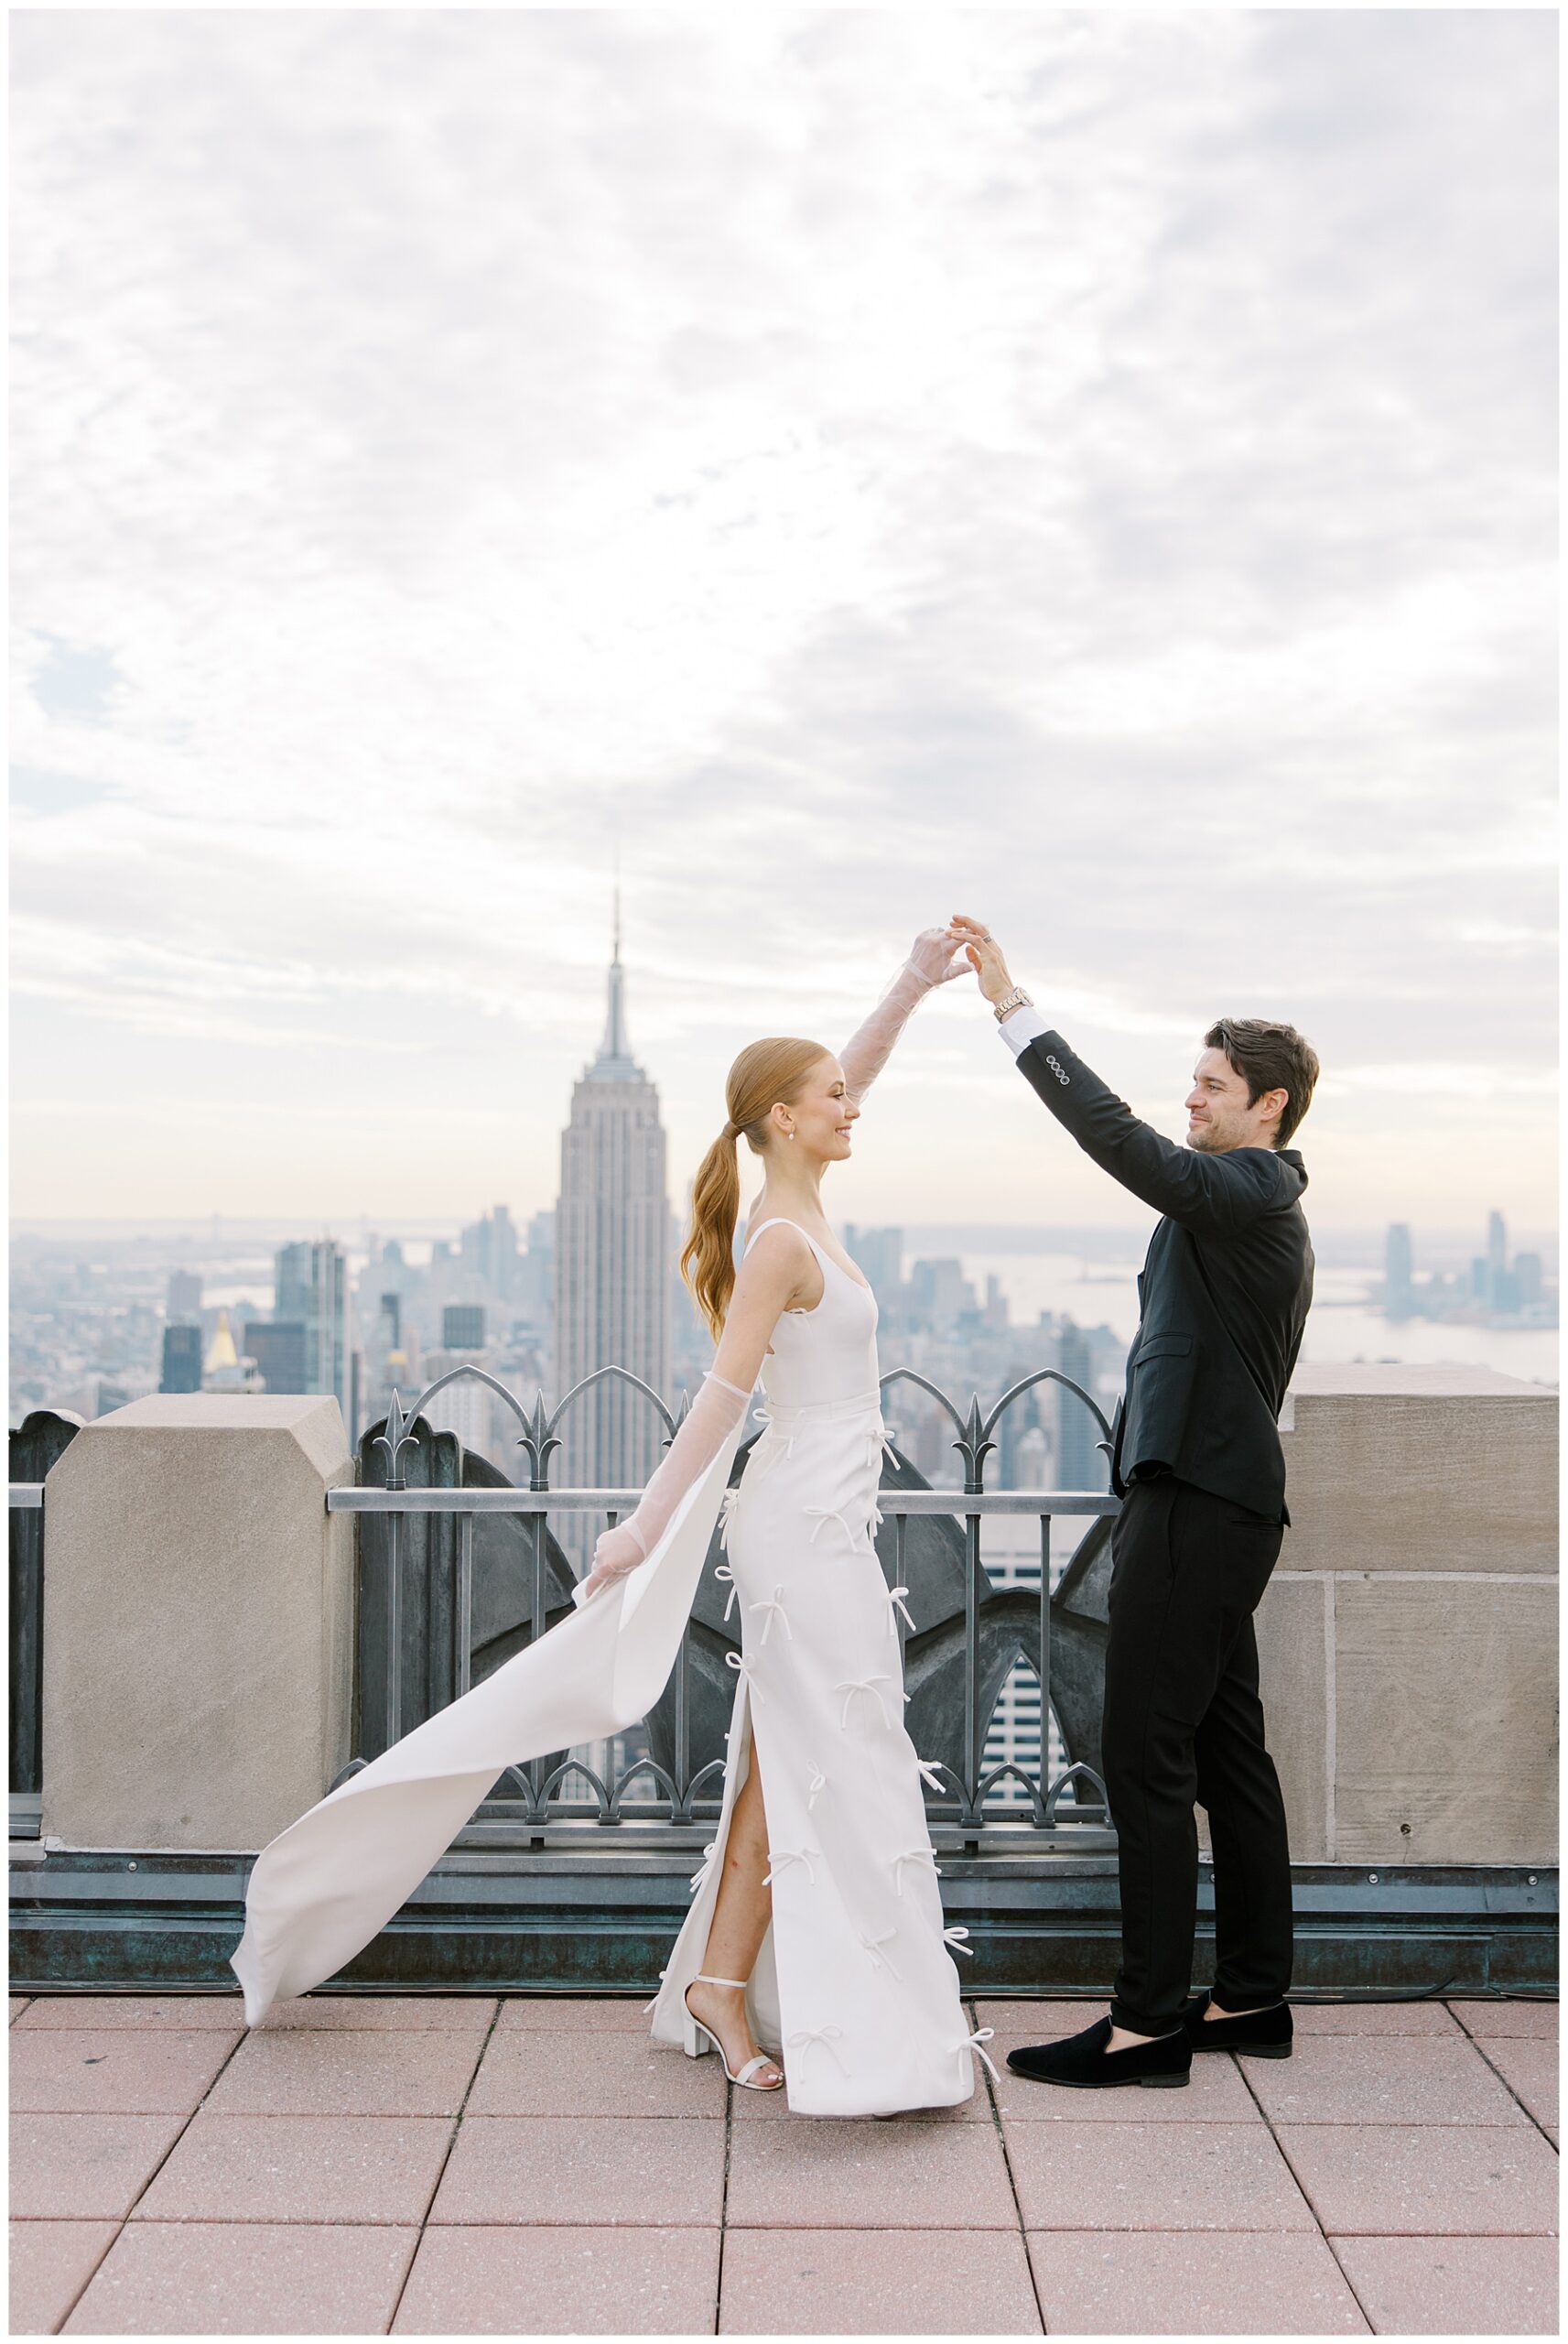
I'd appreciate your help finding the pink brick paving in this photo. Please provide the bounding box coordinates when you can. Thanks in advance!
[7,1995,1558,2335]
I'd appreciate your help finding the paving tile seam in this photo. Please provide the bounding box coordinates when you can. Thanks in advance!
[966,1997,1045,2331]
[1320,2228,1380,2331]
[1227,2037,1339,2258]
[455,2111,730,2124]
[1460,2025,1560,2147]
[47,2023,254,2332]
[711,2056,733,2336]
[385,1996,505,2337]
[1321,2226,1566,2241]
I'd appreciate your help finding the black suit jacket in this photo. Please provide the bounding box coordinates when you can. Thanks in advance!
[1014,1029,1314,1525]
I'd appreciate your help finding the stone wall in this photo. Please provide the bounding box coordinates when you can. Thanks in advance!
[1254,1364,1558,1866]
[39,1395,354,1851]
[33,1370,1558,1873]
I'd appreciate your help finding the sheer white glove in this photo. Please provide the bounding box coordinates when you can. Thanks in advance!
[579,1371,752,1602]
[838,927,969,1105]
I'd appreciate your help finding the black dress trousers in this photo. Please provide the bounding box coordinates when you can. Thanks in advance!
[1100,1474,1294,2035]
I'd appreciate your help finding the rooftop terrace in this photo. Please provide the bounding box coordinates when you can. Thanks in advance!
[8,1990,1557,2336]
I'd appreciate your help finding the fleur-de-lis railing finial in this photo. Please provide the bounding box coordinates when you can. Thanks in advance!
[516,1392,561,1492]
[953,1394,997,1494]
[371,1387,420,1492]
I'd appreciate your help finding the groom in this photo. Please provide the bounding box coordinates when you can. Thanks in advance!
[948,913,1317,2089]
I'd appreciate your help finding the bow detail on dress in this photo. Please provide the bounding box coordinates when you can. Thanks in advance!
[942,1926,974,1960]
[712,1563,740,1622]
[751,1407,797,1469]
[834,1675,894,1732]
[883,1584,917,1633]
[806,1505,871,1551]
[865,1419,899,1473]
[788,2024,849,2077]
[954,2024,1000,2080]
[725,1650,765,1703]
[892,1845,941,1896]
[763,1843,819,1888]
[688,1842,718,1892]
[806,1760,827,1811]
[747,1587,794,1645]
[859,1926,903,1980]
[914,1756,947,1796]
[716,1488,741,1552]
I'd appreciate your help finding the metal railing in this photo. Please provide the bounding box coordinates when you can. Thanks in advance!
[330,1361,1120,1854]
[8,1362,1121,1856]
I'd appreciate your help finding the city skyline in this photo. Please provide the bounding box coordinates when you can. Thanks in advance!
[12,12,1557,1231]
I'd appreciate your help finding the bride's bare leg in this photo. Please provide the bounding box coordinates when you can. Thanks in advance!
[686,1739,784,2085]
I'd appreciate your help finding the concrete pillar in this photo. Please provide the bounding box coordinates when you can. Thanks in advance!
[40,1395,354,1851]
[1256,1365,1558,1866]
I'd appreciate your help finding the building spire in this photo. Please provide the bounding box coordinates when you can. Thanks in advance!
[590,862,637,1078]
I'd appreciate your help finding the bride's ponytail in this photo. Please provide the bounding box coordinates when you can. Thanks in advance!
[681,1036,830,1341]
[684,1127,742,1343]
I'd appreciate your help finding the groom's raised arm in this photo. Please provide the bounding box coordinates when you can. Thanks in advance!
[944,911,1291,1233]
[1000,1013,1282,1233]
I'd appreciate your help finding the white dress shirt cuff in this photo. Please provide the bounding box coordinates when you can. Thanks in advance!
[997,1005,1050,1057]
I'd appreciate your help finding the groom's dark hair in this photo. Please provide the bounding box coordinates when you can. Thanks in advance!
[1205,1018,1320,1148]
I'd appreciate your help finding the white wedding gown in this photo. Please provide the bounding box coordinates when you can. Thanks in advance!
[646,1220,983,2114]
[230,1218,986,2113]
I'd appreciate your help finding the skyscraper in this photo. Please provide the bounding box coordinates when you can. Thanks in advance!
[844,1224,903,1302]
[443,1306,486,1351]
[245,1322,308,1394]
[274,1240,351,1427]
[159,1324,202,1394]
[554,893,671,1493]
[1055,1320,1104,1492]
[1384,1222,1414,1319]
[425,1307,493,1460]
[166,1270,202,1319]
[460,1207,519,1303]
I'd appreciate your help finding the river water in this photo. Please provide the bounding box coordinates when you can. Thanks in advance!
[957,1252,1559,1387]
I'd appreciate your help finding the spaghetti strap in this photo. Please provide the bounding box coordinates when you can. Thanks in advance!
[743,1219,870,1296]
[744,1217,817,1258]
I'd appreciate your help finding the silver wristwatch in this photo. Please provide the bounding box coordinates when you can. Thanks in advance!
[992,985,1033,1021]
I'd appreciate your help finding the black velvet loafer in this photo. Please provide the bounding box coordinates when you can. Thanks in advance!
[1182,1990,1293,2057]
[1005,2014,1191,2089]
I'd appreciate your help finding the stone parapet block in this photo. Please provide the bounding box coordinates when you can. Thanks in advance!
[1281,1363,1556,1575]
[40,1395,354,1852]
[1251,1366,1561,1867]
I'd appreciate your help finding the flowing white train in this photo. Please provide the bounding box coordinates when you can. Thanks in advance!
[228,1425,742,2026]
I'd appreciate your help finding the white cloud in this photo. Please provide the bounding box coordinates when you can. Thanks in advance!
[8,8,1556,1226]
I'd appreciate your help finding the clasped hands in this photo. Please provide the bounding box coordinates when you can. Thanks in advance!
[908,916,1020,1007]
[946,911,1018,1007]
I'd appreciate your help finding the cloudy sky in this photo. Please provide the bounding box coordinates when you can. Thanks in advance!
[11,9,1557,1236]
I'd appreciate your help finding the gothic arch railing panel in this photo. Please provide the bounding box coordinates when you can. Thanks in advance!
[341,1360,1119,1851]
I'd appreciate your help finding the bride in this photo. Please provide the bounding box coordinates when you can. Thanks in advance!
[231,928,992,2116]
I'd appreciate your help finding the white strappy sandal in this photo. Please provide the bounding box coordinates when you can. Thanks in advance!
[682,1973,785,2090]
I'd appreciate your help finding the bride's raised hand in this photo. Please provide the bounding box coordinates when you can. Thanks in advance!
[904,925,969,987]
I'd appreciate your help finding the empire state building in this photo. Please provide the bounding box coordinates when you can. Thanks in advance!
[553,901,671,1496]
